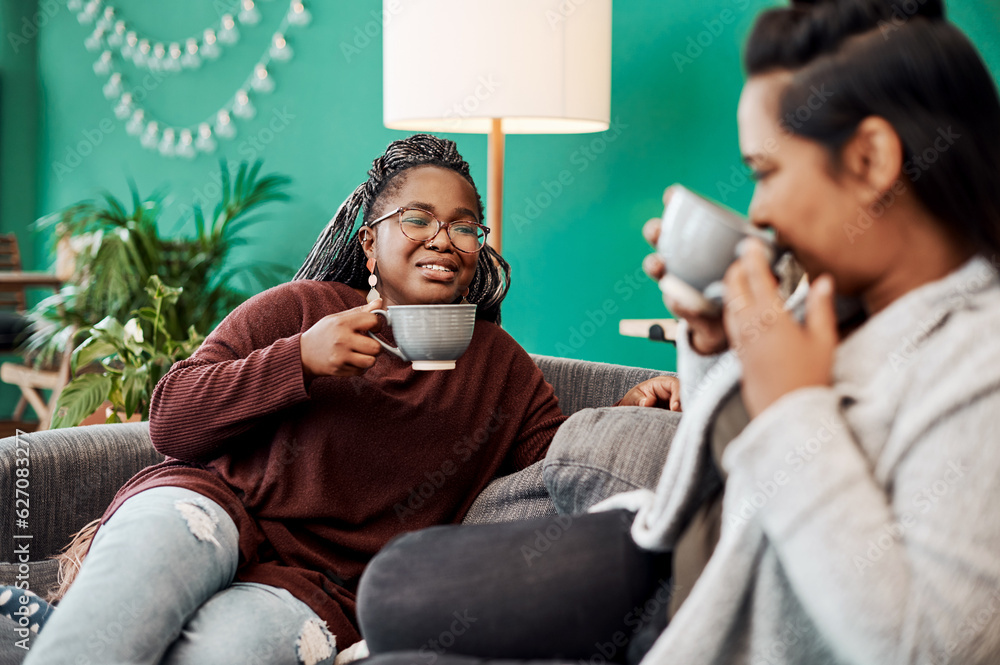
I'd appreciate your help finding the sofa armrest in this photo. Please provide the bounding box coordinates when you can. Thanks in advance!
[0,422,162,562]
[530,354,672,416]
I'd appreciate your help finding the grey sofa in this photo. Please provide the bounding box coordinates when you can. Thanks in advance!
[0,354,671,601]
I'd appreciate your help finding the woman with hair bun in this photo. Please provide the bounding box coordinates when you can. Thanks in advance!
[355,2,1000,664]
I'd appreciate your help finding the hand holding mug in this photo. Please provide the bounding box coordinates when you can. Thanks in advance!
[644,185,780,355]
[642,188,729,355]
[300,299,384,380]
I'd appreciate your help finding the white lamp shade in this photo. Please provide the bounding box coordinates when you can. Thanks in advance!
[383,0,611,134]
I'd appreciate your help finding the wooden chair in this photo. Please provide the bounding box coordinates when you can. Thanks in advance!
[0,332,74,430]
[0,233,28,312]
[0,233,71,430]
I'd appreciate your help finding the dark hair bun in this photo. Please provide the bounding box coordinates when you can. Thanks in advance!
[747,0,946,73]
[742,0,1000,258]
[791,0,944,18]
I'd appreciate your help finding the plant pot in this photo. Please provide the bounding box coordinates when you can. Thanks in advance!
[79,401,143,427]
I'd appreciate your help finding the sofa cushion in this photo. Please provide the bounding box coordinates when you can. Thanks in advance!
[0,423,160,565]
[462,461,555,524]
[0,561,59,602]
[529,355,668,416]
[543,406,680,515]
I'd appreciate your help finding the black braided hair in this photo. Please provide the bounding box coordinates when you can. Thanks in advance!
[294,134,511,324]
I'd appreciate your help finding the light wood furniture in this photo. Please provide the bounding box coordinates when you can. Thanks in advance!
[0,234,29,311]
[0,272,65,289]
[619,318,679,343]
[0,233,69,430]
[0,334,74,430]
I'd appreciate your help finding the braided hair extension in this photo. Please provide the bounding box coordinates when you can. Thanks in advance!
[294,134,511,324]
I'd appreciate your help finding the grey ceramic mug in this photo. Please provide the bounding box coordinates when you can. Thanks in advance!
[656,185,776,314]
[366,303,477,370]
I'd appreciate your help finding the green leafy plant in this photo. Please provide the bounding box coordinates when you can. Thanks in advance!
[22,160,292,368]
[51,276,205,429]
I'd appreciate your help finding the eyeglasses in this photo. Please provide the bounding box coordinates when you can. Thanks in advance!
[367,207,490,254]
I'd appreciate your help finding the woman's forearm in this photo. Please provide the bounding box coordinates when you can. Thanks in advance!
[148,334,310,461]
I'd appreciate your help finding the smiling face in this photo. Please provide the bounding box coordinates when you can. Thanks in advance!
[359,165,481,307]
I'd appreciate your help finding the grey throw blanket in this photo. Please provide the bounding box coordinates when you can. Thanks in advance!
[595,256,1000,665]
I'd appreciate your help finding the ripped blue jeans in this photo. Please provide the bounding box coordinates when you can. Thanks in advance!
[21,486,337,665]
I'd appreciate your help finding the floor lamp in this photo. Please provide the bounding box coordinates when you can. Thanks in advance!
[382,0,612,253]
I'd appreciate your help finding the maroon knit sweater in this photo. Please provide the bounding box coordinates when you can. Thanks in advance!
[100,280,567,644]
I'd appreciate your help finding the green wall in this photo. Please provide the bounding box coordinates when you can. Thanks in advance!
[3,0,1000,400]
[1,0,41,269]
[1,0,45,413]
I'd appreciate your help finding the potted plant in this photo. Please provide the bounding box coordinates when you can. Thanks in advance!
[21,160,292,369]
[15,160,294,427]
[51,275,205,428]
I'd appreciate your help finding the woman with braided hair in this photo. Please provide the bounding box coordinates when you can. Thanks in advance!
[292,134,511,325]
[22,134,680,665]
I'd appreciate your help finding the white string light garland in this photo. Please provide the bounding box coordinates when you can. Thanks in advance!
[69,0,312,158]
